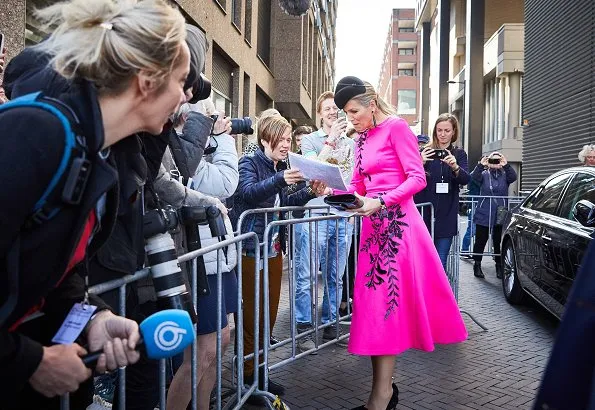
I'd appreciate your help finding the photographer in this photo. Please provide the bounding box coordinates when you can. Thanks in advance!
[0,0,191,407]
[415,113,470,273]
[470,152,517,279]
[4,20,213,409]
[167,103,240,410]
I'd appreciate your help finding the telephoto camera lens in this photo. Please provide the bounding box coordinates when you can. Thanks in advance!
[145,233,197,322]
[230,117,254,135]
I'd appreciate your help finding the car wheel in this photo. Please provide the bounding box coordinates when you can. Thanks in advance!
[502,240,525,304]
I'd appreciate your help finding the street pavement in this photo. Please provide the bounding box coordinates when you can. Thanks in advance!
[234,257,558,410]
[89,248,559,410]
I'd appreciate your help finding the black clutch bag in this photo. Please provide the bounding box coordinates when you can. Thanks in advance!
[324,194,364,211]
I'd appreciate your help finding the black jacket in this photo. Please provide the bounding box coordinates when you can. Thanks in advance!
[0,81,118,394]
[5,47,154,309]
[230,148,315,252]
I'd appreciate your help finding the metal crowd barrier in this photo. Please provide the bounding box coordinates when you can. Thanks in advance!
[60,232,260,410]
[234,205,355,407]
[459,194,526,259]
[57,198,490,410]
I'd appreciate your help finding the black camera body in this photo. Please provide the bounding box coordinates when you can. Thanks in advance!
[143,205,227,239]
[188,75,212,104]
[143,206,180,239]
[143,205,227,321]
[488,157,501,165]
[432,149,448,160]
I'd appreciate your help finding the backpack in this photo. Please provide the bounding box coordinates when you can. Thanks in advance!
[0,92,91,223]
[0,91,90,327]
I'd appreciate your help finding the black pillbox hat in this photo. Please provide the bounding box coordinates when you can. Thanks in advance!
[334,76,367,109]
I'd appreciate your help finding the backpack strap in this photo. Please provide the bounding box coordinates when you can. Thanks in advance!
[0,92,90,226]
[0,92,89,327]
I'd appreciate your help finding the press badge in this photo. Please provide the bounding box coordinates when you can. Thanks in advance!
[436,182,449,194]
[52,303,97,344]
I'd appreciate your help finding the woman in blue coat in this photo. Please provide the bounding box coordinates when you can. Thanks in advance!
[471,152,517,278]
[230,114,326,397]
[415,113,470,272]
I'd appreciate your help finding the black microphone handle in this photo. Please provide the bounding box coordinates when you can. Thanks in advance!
[82,338,145,368]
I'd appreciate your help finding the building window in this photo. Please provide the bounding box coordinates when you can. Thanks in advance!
[243,73,251,116]
[397,90,416,115]
[255,85,272,115]
[244,0,252,43]
[302,16,309,88]
[399,27,414,33]
[212,49,234,115]
[398,69,414,76]
[231,0,242,28]
[398,48,414,55]
[214,0,227,11]
[257,0,271,67]
[212,90,232,117]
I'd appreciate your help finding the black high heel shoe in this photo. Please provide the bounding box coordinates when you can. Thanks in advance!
[351,383,399,410]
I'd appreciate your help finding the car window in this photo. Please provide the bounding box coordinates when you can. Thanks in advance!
[558,172,595,221]
[524,173,573,214]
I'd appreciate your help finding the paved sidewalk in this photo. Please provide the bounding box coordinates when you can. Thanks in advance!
[235,258,558,410]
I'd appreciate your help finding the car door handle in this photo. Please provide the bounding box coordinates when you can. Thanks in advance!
[542,235,552,242]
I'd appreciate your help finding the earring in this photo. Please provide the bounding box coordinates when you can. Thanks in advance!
[372,111,377,127]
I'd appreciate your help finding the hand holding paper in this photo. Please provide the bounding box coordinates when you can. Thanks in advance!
[288,152,348,191]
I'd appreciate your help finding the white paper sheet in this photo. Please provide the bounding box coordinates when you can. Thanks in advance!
[288,152,348,191]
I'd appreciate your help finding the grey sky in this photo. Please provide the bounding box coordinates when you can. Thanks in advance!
[335,0,416,87]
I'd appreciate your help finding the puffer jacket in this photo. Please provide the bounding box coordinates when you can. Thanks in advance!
[230,148,316,252]
[472,163,517,227]
[193,134,239,200]
[192,133,239,275]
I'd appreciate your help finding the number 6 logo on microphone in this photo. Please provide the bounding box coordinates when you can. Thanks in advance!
[140,309,195,359]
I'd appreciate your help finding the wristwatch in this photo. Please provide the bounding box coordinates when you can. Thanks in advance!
[378,196,387,210]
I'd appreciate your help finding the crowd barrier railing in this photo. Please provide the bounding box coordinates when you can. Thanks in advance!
[458,194,526,259]
[56,197,493,410]
[60,232,260,410]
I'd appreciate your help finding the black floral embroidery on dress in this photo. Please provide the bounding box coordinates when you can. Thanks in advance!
[355,130,371,181]
[360,201,408,319]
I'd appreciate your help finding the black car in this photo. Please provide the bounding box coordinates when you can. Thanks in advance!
[501,167,595,318]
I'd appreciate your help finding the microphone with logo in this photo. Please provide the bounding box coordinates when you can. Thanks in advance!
[82,309,195,366]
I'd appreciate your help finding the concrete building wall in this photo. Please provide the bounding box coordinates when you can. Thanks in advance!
[0,0,336,149]
[484,0,525,40]
[0,0,26,64]
[428,16,441,134]
[378,8,420,128]
[417,0,525,193]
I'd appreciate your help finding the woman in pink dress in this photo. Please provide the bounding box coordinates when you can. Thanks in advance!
[333,77,468,410]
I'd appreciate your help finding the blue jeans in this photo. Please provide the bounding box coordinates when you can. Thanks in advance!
[294,219,353,324]
[461,212,476,252]
[434,237,453,272]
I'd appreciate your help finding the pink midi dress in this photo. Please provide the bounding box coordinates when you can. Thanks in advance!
[346,116,468,356]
